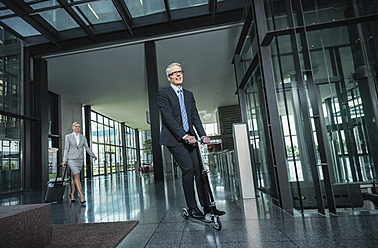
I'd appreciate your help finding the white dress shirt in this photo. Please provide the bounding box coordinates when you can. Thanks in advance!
[73,132,80,146]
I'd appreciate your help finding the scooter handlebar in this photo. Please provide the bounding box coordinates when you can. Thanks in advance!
[185,139,203,144]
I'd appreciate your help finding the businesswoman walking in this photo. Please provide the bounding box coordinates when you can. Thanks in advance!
[62,122,97,204]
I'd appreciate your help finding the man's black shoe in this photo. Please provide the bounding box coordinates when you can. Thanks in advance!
[203,206,226,216]
[188,208,205,218]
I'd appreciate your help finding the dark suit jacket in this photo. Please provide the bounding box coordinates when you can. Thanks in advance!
[158,86,206,147]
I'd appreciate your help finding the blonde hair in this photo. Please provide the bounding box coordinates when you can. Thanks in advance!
[72,122,80,128]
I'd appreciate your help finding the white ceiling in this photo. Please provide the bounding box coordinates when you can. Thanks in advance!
[48,25,240,130]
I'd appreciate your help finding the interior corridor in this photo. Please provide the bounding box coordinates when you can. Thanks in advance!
[1,170,378,248]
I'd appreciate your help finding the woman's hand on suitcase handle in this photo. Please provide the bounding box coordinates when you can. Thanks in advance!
[61,161,67,167]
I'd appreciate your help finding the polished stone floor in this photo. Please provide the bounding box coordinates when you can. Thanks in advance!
[1,170,378,248]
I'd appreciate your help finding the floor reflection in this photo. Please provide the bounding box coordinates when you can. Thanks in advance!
[1,170,378,247]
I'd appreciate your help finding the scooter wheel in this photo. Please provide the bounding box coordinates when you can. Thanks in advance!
[213,216,222,231]
[182,208,189,219]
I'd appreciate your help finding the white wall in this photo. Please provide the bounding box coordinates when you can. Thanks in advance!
[59,96,83,162]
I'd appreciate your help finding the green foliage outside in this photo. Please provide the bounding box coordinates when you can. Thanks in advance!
[143,139,152,156]
[2,161,16,170]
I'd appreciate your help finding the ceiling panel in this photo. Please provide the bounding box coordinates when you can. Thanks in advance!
[0,0,244,45]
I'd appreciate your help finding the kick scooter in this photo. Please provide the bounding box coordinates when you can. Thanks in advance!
[182,139,222,231]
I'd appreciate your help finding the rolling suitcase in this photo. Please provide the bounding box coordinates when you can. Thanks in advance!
[44,165,68,203]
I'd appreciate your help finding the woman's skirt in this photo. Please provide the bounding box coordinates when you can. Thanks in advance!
[67,159,83,174]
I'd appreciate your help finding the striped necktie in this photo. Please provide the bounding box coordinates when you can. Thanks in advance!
[178,89,189,132]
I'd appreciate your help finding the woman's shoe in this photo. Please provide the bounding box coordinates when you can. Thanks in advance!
[70,193,76,203]
[81,200,86,204]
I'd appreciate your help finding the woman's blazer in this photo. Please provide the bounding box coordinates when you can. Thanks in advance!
[63,133,95,162]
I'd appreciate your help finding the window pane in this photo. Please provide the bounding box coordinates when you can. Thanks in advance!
[1,18,41,37]
[0,9,13,17]
[98,124,104,143]
[123,0,165,18]
[39,9,79,31]
[30,0,59,9]
[91,112,97,121]
[104,117,109,127]
[74,0,121,25]
[91,121,98,142]
[168,0,207,10]
[110,127,115,145]
[98,115,103,124]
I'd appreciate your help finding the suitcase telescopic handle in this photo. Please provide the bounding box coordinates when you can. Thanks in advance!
[54,164,68,187]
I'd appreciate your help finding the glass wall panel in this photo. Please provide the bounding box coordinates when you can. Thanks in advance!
[125,126,137,171]
[308,25,378,189]
[236,0,378,213]
[98,123,104,144]
[0,27,22,194]
[363,19,378,99]
[98,144,105,175]
[301,0,354,26]
[0,116,21,193]
[357,0,378,16]
[0,32,22,114]
[270,35,317,211]
[240,22,258,74]
[90,111,123,176]
[244,69,278,199]
[139,130,152,169]
[92,143,99,175]
[264,0,291,31]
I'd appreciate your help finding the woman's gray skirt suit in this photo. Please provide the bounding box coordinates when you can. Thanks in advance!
[63,133,95,174]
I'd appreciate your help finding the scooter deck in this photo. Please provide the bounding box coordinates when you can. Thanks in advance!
[188,215,213,223]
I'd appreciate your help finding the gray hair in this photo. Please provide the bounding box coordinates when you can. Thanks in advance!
[166,62,182,76]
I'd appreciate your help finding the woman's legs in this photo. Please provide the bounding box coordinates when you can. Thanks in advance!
[73,173,85,202]
[70,178,76,200]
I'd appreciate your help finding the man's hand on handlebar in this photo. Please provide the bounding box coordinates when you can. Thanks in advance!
[201,136,210,144]
[184,136,210,145]
[184,135,197,144]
